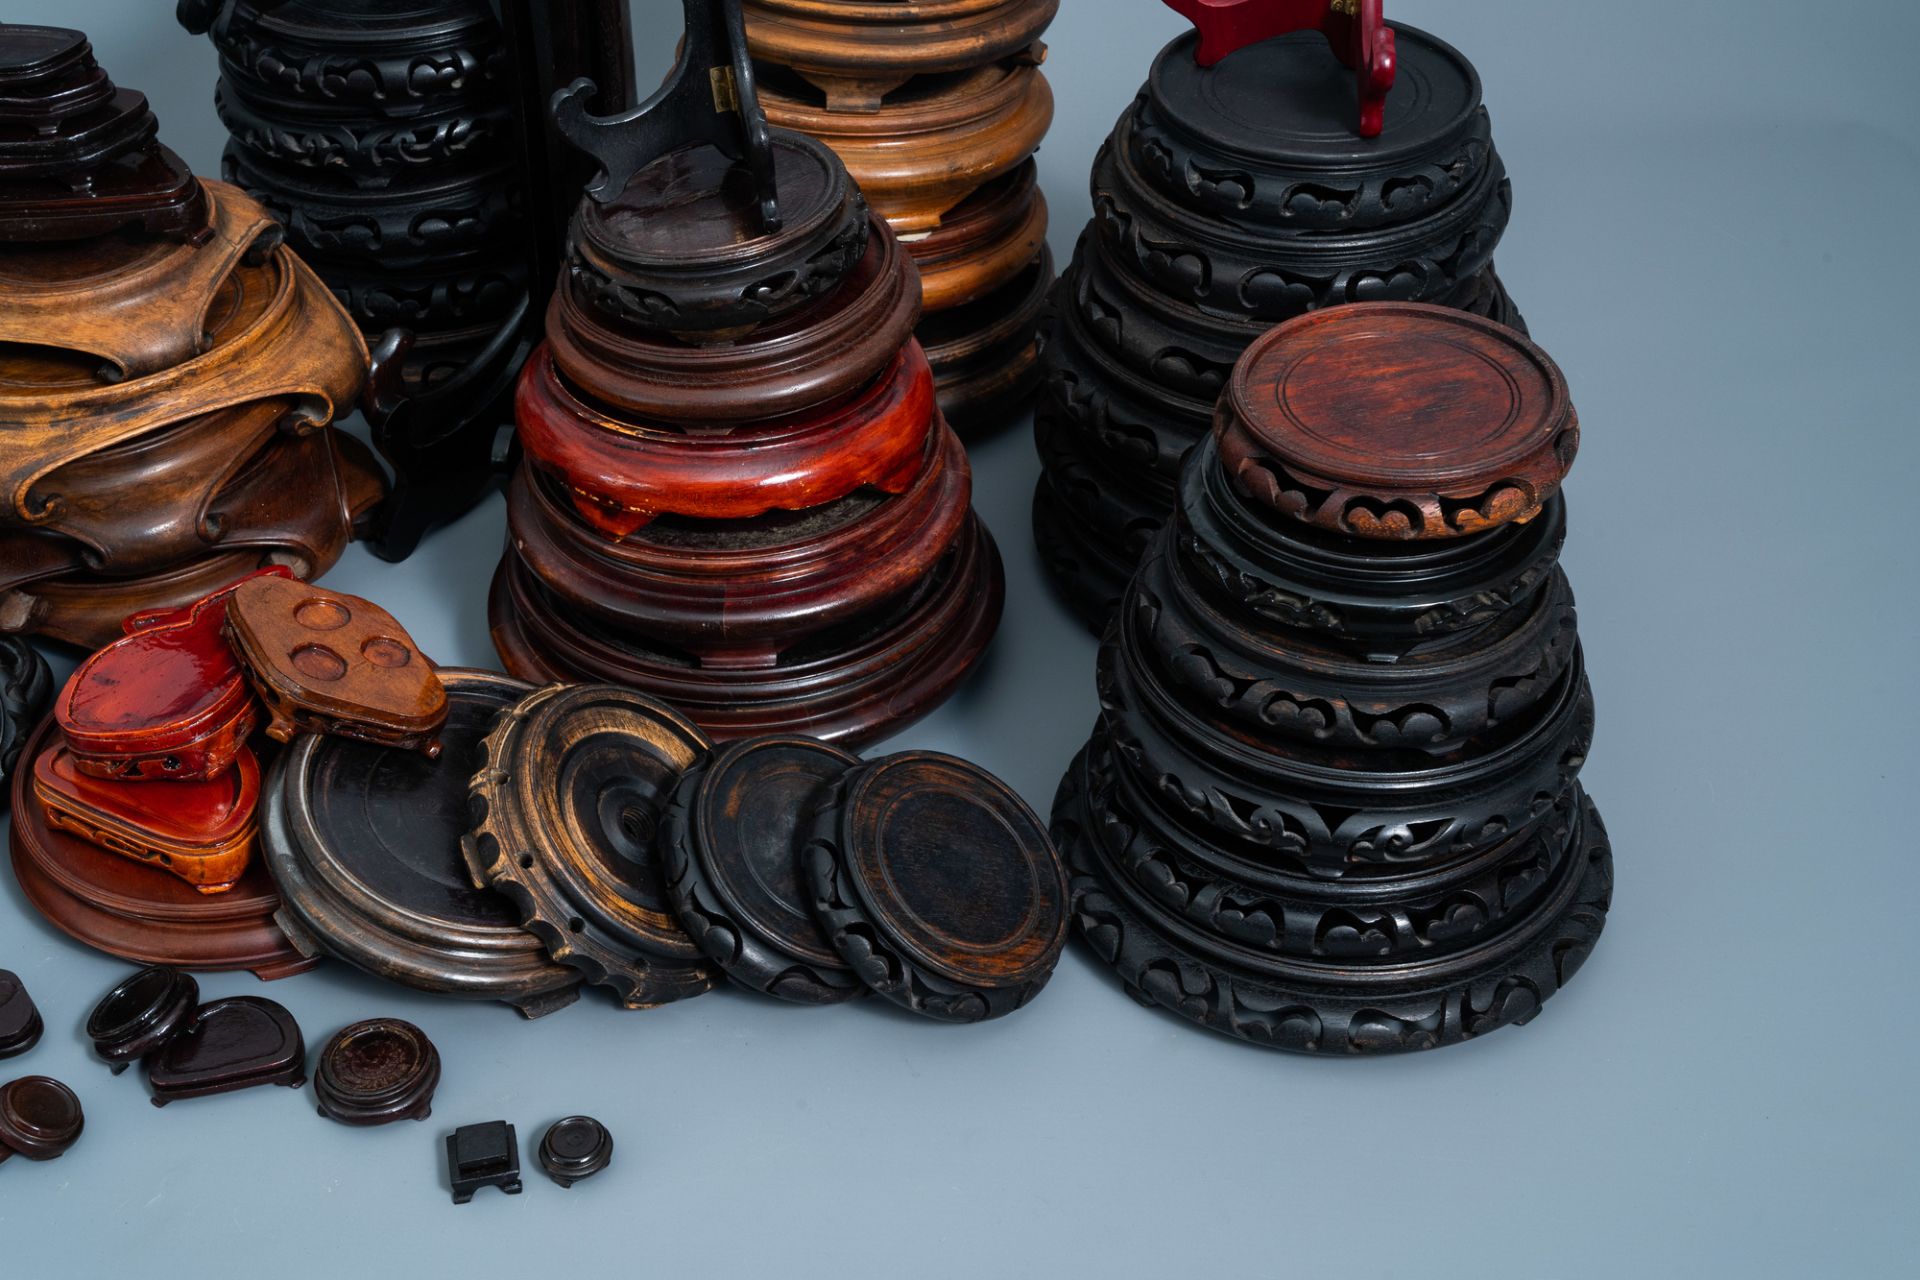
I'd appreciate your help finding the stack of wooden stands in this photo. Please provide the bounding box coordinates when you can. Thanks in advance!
[491,127,1003,747]
[1051,305,1612,1054]
[8,570,447,983]
[1033,13,1527,630]
[0,25,378,649]
[180,0,531,559]
[744,0,1059,427]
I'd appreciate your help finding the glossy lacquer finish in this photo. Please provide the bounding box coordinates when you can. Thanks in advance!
[55,567,286,782]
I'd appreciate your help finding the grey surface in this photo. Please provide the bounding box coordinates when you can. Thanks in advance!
[3,1,1917,1275]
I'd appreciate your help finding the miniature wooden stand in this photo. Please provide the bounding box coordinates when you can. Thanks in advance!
[0,49,381,651]
[85,966,201,1074]
[54,568,286,783]
[223,575,449,756]
[0,1077,84,1163]
[144,995,306,1106]
[745,0,1059,427]
[1033,11,1529,631]
[313,1019,442,1126]
[1050,306,1611,1054]
[491,5,1002,748]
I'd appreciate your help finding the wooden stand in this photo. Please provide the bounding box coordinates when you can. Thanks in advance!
[0,100,379,651]
[745,0,1058,429]
[1033,20,1529,631]
[494,33,1002,748]
[8,719,317,981]
[1050,306,1610,1054]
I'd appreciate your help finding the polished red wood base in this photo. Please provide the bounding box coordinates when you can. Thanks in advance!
[8,718,315,979]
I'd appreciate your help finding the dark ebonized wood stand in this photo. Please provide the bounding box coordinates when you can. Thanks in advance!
[1032,21,1528,631]
[1050,304,1611,1054]
[745,0,1059,430]
[180,0,524,561]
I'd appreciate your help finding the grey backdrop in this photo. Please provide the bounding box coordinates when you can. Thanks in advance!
[3,1,1917,1275]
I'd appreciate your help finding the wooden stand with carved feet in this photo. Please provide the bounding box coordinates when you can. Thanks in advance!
[1033,8,1530,631]
[1050,304,1611,1054]
[491,5,1001,748]
[0,23,382,650]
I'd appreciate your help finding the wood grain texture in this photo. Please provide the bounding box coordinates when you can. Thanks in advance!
[34,744,261,895]
[661,735,865,1004]
[1215,304,1578,540]
[505,424,969,662]
[515,341,936,538]
[804,750,1069,1022]
[8,718,317,980]
[491,512,1004,749]
[545,211,919,424]
[1030,21,1529,635]
[465,683,721,1009]
[0,189,278,380]
[259,668,581,1017]
[0,180,371,546]
[566,130,867,340]
[0,24,209,242]
[759,61,1052,231]
[744,0,1056,108]
[313,1018,441,1126]
[225,574,449,756]
[907,160,1047,312]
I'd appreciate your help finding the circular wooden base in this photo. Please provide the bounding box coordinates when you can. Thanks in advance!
[1054,742,1612,1054]
[491,516,1004,749]
[921,247,1052,431]
[759,62,1052,232]
[8,719,316,981]
[907,162,1047,312]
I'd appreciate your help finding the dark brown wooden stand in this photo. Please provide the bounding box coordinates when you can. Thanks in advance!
[1050,304,1612,1054]
[1033,18,1530,631]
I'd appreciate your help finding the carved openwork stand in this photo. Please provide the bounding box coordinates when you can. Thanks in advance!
[1033,11,1528,631]
[1051,304,1611,1054]
[744,0,1059,429]
[490,3,1002,747]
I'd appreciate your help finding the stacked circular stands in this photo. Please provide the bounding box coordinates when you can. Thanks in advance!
[745,0,1058,427]
[491,130,1003,747]
[1052,304,1610,1054]
[1033,21,1527,629]
[0,24,379,649]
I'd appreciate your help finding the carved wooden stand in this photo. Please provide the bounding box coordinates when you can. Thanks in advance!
[0,25,380,646]
[745,0,1059,429]
[1033,15,1529,631]
[1050,305,1611,1054]
[491,18,1002,747]
[179,0,520,560]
